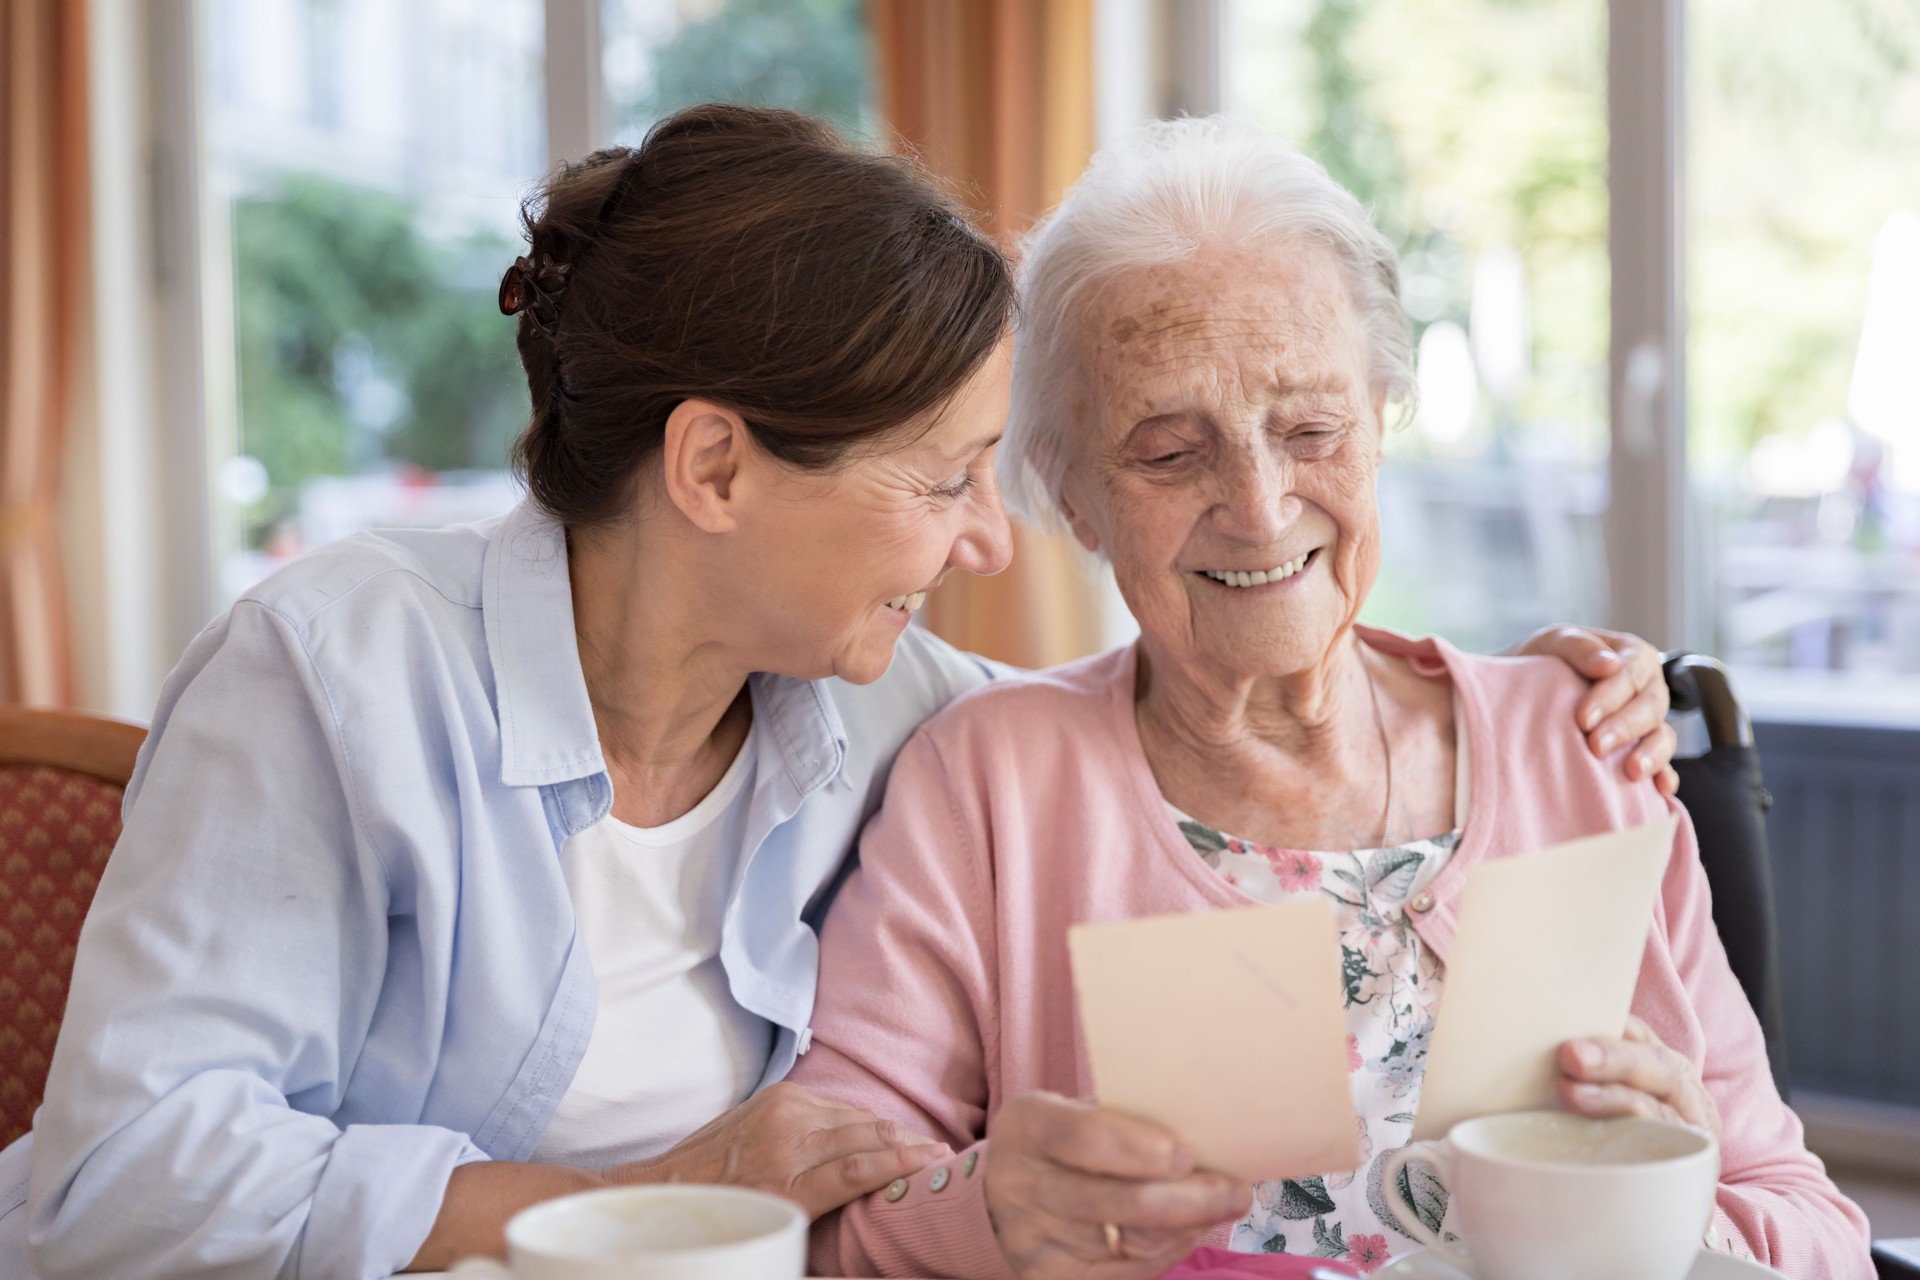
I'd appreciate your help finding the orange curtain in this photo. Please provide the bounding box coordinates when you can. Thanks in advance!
[0,0,88,707]
[870,0,1106,670]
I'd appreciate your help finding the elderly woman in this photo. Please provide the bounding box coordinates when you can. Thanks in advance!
[793,118,1870,1279]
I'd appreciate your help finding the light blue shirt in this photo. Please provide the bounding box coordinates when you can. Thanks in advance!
[0,500,995,1280]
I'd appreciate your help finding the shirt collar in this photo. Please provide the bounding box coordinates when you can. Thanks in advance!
[484,499,606,788]
[483,498,850,794]
[749,669,849,796]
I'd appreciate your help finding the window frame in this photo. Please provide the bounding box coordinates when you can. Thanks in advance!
[1607,0,1694,653]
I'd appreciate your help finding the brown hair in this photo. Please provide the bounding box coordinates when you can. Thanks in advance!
[505,103,1014,531]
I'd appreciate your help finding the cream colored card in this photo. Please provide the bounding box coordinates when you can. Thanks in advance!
[1412,813,1678,1140]
[1068,898,1359,1183]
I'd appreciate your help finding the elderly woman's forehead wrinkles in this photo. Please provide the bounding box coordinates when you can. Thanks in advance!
[1104,308,1239,357]
[1101,320,1306,397]
[1264,373,1356,405]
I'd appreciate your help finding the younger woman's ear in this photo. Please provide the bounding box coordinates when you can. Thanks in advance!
[660,398,749,533]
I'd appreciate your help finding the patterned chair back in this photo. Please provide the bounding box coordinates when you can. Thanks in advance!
[0,708,146,1149]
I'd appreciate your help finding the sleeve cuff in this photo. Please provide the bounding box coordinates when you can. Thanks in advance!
[300,1124,490,1280]
[830,1141,1015,1280]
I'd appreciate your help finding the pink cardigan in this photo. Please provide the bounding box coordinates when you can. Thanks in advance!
[793,630,1871,1279]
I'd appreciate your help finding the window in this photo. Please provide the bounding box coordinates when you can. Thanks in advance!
[200,0,874,608]
[1221,0,1611,656]
[603,0,873,144]
[1689,0,1920,719]
[205,0,543,602]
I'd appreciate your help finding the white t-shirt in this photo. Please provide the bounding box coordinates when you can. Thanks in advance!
[530,733,773,1169]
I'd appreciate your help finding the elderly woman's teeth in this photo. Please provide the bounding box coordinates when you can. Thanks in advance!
[886,592,929,611]
[1203,555,1309,588]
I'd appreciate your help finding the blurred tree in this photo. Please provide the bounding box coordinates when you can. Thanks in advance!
[1301,0,1412,247]
[620,0,868,139]
[230,176,526,540]
[1689,0,1920,468]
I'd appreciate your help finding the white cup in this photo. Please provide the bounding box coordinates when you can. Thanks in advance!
[1378,1110,1718,1280]
[448,1185,807,1280]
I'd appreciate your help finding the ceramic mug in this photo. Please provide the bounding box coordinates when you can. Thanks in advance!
[447,1184,807,1280]
[1378,1110,1718,1280]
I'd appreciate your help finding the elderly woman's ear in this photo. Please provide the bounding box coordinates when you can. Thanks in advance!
[1055,481,1105,557]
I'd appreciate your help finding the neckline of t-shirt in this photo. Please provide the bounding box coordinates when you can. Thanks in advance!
[603,728,757,848]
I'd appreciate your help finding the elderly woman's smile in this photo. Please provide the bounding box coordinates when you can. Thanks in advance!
[1061,247,1384,685]
[1198,550,1313,587]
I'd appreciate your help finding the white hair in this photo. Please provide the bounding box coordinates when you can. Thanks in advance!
[1000,115,1415,532]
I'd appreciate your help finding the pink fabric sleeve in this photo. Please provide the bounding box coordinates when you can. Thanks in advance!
[1639,799,1872,1278]
[789,731,1016,1280]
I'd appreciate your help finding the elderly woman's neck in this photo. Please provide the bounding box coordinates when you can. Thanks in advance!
[1136,634,1377,757]
[1134,632,1435,851]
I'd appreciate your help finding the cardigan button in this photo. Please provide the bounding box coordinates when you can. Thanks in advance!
[963,1149,980,1177]
[928,1166,951,1193]
[883,1178,909,1203]
[1409,891,1435,913]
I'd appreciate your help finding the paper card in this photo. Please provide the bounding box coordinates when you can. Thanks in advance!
[1068,898,1359,1183]
[1412,813,1678,1140]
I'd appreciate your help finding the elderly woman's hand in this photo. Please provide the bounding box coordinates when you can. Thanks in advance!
[1556,1015,1722,1140]
[1512,626,1681,797]
[986,1093,1249,1279]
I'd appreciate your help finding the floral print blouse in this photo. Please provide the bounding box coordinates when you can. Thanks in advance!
[1168,715,1468,1275]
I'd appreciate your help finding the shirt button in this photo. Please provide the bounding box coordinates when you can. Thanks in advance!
[883,1178,909,1203]
[1409,891,1435,913]
[928,1166,951,1193]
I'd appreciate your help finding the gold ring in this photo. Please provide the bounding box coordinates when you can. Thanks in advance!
[1103,1221,1128,1260]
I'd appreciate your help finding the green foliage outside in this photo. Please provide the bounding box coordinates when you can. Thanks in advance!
[230,177,527,547]
[1689,0,1920,472]
[614,0,869,141]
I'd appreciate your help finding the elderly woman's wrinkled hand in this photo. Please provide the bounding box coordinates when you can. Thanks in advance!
[1512,626,1681,797]
[1556,1015,1722,1140]
[986,1092,1250,1280]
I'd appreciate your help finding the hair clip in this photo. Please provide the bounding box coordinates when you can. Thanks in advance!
[498,253,573,335]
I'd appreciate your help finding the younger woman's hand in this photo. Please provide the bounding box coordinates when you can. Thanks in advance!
[406,1084,944,1267]
[623,1081,952,1219]
[1557,1015,1721,1140]
[1514,625,1681,796]
[985,1092,1249,1280]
